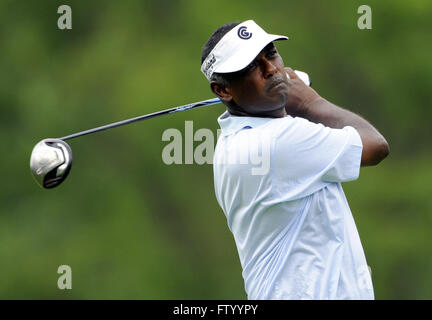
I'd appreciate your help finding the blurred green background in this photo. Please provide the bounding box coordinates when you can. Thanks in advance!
[0,0,431,299]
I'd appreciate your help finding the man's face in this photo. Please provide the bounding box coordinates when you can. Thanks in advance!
[225,43,289,116]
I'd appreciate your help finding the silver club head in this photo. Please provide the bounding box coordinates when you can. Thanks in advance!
[30,139,73,189]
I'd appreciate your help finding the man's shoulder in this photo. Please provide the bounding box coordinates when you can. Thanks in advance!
[252,116,323,140]
[218,114,326,144]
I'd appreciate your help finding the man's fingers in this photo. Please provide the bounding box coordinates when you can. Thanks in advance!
[285,67,298,80]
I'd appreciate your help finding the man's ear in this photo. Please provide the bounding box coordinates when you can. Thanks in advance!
[210,82,233,104]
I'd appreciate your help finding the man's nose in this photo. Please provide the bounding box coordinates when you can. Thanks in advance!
[261,58,277,78]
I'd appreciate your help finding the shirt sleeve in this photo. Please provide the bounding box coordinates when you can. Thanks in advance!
[270,117,363,199]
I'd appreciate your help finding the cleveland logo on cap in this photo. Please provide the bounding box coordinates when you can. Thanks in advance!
[237,26,252,39]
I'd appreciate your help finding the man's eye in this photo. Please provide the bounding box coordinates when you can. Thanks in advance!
[266,50,277,58]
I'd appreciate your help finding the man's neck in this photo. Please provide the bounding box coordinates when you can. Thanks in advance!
[228,106,287,118]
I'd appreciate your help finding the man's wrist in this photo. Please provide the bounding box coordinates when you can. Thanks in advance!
[300,96,326,115]
[290,94,324,118]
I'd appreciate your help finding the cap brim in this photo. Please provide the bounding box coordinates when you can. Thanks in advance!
[214,34,288,74]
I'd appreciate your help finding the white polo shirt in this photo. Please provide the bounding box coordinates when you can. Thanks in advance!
[213,110,374,300]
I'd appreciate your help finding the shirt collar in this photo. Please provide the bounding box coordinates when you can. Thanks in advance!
[217,110,274,136]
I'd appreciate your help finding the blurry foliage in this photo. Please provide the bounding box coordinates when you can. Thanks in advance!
[0,0,431,299]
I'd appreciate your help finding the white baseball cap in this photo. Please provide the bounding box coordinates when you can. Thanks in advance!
[201,20,288,81]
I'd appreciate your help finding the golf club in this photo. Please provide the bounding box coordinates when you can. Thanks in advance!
[30,70,311,189]
[29,97,221,189]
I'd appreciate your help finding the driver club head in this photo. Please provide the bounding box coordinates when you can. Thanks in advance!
[30,138,73,189]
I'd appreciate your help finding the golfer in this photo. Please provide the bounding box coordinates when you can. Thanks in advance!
[201,20,389,299]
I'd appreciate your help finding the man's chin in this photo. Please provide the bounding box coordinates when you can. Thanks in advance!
[251,104,286,117]
[268,93,289,110]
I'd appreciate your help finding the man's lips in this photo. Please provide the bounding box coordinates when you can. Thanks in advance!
[266,78,287,92]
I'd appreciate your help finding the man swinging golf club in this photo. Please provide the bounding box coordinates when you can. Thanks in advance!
[203,20,389,299]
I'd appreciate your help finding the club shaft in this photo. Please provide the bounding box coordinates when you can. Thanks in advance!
[59,98,221,141]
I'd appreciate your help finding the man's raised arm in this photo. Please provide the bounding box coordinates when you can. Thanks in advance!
[284,68,390,166]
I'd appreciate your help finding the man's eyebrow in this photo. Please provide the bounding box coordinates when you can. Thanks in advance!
[234,43,277,76]
[245,45,276,68]
[263,43,276,52]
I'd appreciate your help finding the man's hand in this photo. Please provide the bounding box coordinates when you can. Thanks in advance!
[284,67,321,117]
[284,67,390,166]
